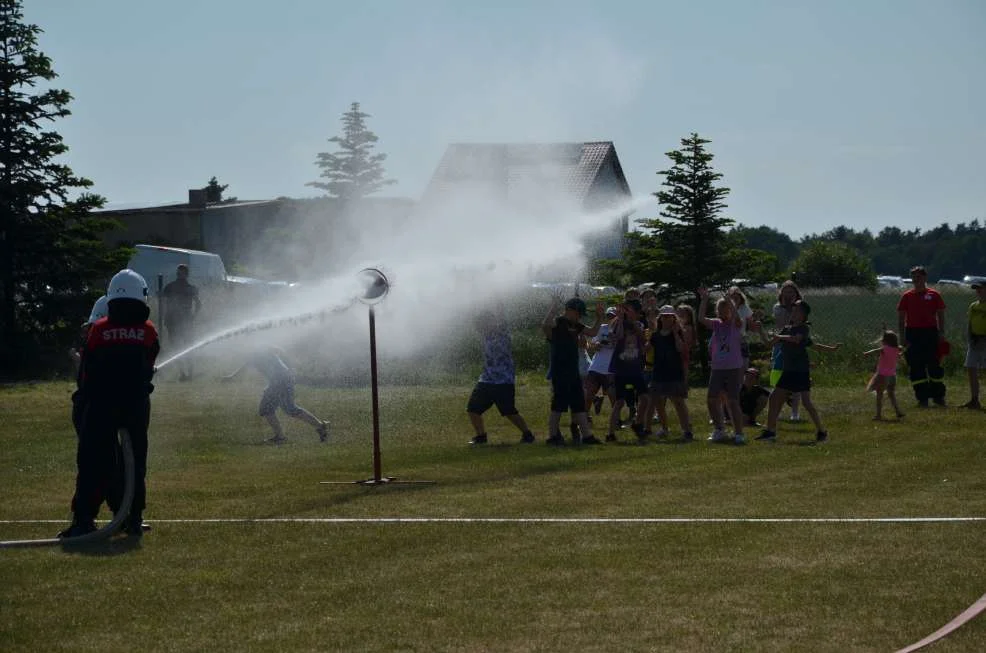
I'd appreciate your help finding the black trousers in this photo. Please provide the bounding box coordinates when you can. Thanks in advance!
[71,393,123,514]
[72,397,150,522]
[904,327,946,402]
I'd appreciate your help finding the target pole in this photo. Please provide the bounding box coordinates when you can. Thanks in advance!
[368,304,383,482]
[321,268,434,487]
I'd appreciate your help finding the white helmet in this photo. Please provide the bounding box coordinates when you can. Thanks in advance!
[86,295,110,324]
[107,269,148,303]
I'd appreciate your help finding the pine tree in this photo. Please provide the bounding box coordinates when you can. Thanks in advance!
[203,176,235,203]
[0,0,129,377]
[306,102,395,201]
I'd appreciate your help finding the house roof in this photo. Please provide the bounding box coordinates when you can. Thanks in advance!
[419,141,631,207]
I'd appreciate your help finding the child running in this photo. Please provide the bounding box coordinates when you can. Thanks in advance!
[756,300,828,443]
[863,330,904,420]
[223,345,328,444]
[697,287,747,444]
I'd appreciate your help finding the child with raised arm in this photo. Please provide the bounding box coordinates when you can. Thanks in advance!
[864,329,904,420]
[697,287,747,444]
[223,345,328,444]
[542,296,605,445]
[607,298,651,442]
[756,300,832,443]
[466,305,536,445]
[648,305,694,441]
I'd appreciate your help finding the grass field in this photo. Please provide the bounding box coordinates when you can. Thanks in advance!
[2,374,986,652]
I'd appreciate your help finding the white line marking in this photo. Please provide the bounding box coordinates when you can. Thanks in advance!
[3,517,986,525]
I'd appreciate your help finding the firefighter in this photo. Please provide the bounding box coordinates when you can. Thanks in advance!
[59,269,160,539]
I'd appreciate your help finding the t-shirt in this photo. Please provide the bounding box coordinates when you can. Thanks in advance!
[897,288,945,329]
[587,323,616,374]
[611,320,646,377]
[877,344,899,376]
[969,300,986,337]
[737,303,754,338]
[650,330,683,383]
[478,320,515,385]
[708,319,744,370]
[779,323,813,373]
[251,348,292,384]
[161,279,200,327]
[548,316,584,381]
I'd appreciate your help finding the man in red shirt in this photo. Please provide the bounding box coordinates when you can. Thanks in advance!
[897,266,947,407]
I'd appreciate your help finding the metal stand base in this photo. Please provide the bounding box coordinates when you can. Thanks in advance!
[320,478,436,486]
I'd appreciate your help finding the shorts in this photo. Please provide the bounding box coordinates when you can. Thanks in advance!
[466,383,518,416]
[259,379,301,417]
[867,374,897,392]
[776,370,812,393]
[584,370,613,391]
[614,374,648,402]
[966,341,986,369]
[707,368,743,400]
[551,375,587,413]
[649,380,688,398]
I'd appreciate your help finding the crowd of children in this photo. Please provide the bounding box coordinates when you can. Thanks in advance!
[467,273,986,448]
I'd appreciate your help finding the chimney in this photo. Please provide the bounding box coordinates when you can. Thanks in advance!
[188,188,208,208]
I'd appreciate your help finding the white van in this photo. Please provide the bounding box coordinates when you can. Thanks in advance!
[126,244,228,296]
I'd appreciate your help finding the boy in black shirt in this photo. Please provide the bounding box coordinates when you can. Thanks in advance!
[542,296,604,445]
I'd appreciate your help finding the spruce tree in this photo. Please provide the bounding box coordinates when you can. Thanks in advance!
[0,0,128,376]
[306,102,395,201]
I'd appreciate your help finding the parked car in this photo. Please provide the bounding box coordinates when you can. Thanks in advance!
[937,279,964,287]
[963,275,986,287]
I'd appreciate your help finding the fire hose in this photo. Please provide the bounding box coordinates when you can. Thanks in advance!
[0,428,135,549]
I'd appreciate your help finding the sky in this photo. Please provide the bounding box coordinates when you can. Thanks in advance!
[23,0,986,239]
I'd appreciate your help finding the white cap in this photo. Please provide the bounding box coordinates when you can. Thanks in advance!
[86,295,110,324]
[107,269,148,303]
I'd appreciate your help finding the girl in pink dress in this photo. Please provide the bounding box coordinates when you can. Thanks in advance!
[864,330,904,420]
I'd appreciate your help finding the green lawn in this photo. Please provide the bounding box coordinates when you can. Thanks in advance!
[2,376,985,652]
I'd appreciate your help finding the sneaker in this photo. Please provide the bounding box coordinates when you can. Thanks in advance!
[653,427,668,438]
[581,435,604,445]
[631,423,647,440]
[734,433,746,445]
[266,435,288,445]
[755,430,776,442]
[960,400,981,409]
[593,396,604,415]
[519,432,535,444]
[816,430,828,443]
[605,433,618,442]
[545,434,566,446]
[788,413,802,423]
[469,434,488,445]
[316,422,329,442]
[682,431,694,442]
[707,429,727,443]
[57,520,97,539]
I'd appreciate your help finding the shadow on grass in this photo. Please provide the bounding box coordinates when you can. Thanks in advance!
[61,534,143,557]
